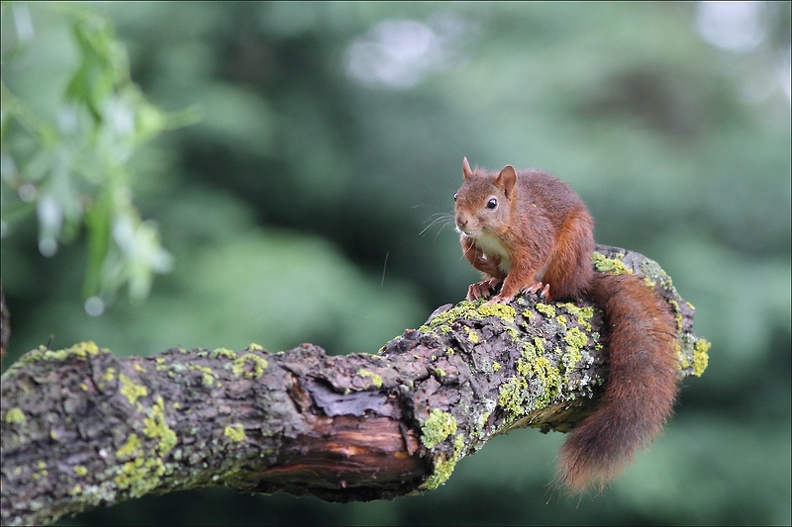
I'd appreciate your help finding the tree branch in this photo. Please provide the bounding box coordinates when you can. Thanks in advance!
[0,246,710,526]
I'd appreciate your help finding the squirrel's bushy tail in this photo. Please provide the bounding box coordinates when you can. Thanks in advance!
[557,273,678,494]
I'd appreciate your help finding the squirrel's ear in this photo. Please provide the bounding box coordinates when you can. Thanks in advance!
[496,165,517,198]
[462,157,474,179]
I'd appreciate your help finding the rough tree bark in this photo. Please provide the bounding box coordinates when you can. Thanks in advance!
[0,246,710,526]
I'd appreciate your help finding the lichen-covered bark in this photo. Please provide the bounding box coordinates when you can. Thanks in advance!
[0,247,709,526]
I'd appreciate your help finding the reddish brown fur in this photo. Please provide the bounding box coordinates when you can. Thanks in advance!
[454,159,679,493]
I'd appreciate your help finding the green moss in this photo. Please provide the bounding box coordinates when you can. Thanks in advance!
[592,251,633,275]
[535,303,556,318]
[70,484,83,496]
[357,368,383,389]
[247,343,265,351]
[421,409,458,449]
[74,465,88,477]
[692,338,711,377]
[492,361,501,372]
[5,407,26,424]
[231,353,269,379]
[434,368,447,377]
[224,423,247,442]
[116,433,142,460]
[143,397,177,456]
[132,362,146,373]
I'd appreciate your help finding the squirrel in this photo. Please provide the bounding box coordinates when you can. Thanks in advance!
[453,157,678,494]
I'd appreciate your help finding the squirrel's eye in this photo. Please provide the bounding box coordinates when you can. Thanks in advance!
[487,198,498,210]
[453,193,458,202]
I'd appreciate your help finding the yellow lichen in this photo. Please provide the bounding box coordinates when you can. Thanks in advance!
[498,377,529,417]
[559,303,594,331]
[231,353,269,379]
[114,457,166,497]
[103,367,117,383]
[357,368,383,388]
[189,365,215,387]
[477,302,516,323]
[212,347,239,360]
[224,423,247,442]
[419,453,457,491]
[592,251,633,275]
[535,303,556,318]
[5,407,26,424]
[692,339,711,377]
[119,374,148,406]
[465,326,480,344]
[563,327,589,350]
[421,409,457,449]
[117,433,142,460]
[143,397,177,456]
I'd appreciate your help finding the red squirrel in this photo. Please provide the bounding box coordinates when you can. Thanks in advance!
[454,157,678,493]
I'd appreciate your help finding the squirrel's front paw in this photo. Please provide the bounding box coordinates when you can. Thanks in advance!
[467,278,503,301]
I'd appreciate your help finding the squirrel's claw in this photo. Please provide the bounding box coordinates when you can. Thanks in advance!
[522,281,551,299]
[467,278,503,301]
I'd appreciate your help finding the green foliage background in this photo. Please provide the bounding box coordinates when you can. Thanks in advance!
[1,2,790,526]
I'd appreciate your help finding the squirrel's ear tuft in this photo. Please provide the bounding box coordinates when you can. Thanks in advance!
[462,157,475,179]
[496,165,517,198]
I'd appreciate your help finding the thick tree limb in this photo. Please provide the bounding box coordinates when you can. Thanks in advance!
[0,246,710,526]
